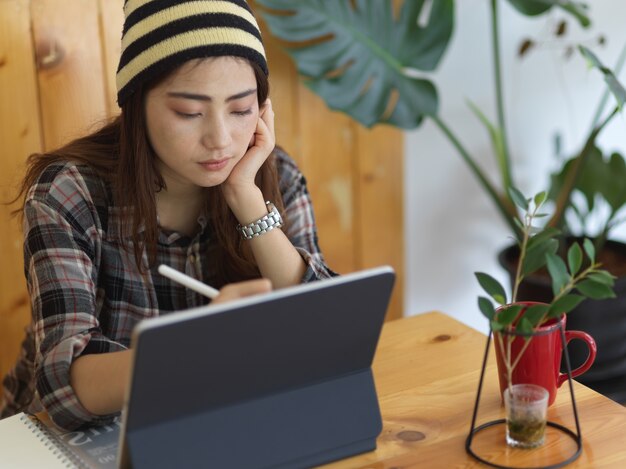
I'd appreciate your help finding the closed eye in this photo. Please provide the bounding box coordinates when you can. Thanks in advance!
[233,109,252,116]
[176,111,202,119]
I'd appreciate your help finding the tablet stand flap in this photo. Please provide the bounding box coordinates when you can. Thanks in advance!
[126,368,381,469]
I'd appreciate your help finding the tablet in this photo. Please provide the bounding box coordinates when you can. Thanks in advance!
[119,266,395,469]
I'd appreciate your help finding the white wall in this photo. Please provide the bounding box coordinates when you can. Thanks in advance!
[404,0,626,332]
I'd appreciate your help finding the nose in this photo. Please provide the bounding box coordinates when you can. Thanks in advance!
[202,114,232,150]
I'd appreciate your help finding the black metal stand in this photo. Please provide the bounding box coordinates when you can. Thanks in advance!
[465,323,582,469]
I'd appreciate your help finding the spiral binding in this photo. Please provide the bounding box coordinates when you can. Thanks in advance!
[20,414,91,469]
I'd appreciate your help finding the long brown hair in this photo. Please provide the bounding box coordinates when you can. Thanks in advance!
[14,60,284,286]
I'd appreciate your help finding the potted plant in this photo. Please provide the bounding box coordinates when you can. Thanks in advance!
[497,46,626,401]
[475,187,616,447]
[254,0,626,401]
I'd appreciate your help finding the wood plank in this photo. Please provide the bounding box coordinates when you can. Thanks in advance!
[297,87,357,274]
[0,0,44,383]
[354,123,404,320]
[98,0,124,117]
[31,0,108,150]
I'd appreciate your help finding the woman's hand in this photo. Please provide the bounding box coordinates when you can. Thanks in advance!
[222,98,276,225]
[211,278,272,305]
[223,99,275,199]
[70,278,272,416]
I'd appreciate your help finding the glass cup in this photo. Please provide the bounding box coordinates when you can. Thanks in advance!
[504,384,549,448]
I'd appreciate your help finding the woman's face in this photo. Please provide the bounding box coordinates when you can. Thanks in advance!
[145,56,259,193]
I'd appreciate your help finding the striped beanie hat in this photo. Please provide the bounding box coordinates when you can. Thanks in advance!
[116,0,268,106]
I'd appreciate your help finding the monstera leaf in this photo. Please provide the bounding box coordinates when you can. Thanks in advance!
[506,0,590,26]
[255,0,454,128]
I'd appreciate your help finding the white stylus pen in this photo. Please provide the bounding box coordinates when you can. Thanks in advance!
[158,264,219,300]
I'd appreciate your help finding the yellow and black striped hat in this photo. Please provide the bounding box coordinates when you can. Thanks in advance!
[116,0,268,106]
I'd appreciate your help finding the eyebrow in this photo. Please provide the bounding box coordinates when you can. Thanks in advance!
[167,88,257,102]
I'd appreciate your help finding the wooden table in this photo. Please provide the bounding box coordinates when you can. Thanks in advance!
[321,312,626,468]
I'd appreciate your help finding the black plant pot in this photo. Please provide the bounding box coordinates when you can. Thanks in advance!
[499,240,626,404]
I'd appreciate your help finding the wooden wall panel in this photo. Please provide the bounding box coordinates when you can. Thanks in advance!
[98,0,124,117]
[297,88,358,274]
[31,0,108,150]
[354,123,404,320]
[0,0,43,385]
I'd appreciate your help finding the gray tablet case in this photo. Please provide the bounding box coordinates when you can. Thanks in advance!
[120,266,395,469]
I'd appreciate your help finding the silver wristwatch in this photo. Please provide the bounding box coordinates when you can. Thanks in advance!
[237,201,283,240]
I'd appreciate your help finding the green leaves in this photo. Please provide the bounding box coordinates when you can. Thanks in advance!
[588,271,615,286]
[577,272,617,300]
[547,294,585,319]
[546,252,569,296]
[475,186,616,336]
[506,0,591,27]
[534,191,547,207]
[467,100,506,181]
[604,152,626,215]
[522,231,559,276]
[487,303,551,334]
[509,187,529,211]
[506,188,559,277]
[580,46,626,110]
[498,305,524,326]
[256,0,455,128]
[584,238,595,263]
[576,279,616,300]
[478,296,496,321]
[567,242,583,275]
[522,304,550,327]
[475,272,507,305]
[550,145,626,236]
[544,240,614,298]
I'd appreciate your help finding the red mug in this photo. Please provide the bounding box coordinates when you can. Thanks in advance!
[494,302,596,406]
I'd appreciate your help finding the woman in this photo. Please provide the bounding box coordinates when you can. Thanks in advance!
[0,0,334,430]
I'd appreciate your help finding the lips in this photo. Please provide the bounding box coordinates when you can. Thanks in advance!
[198,158,230,171]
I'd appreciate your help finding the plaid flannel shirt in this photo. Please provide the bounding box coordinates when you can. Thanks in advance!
[0,148,335,430]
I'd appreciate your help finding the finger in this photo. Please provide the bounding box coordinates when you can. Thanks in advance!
[252,114,274,151]
[266,100,275,138]
[213,278,272,304]
[260,99,275,139]
[260,98,270,116]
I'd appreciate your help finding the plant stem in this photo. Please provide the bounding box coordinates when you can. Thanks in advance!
[511,213,532,303]
[430,115,520,237]
[495,330,512,388]
[507,205,539,388]
[506,333,512,387]
[508,333,534,380]
[490,0,513,193]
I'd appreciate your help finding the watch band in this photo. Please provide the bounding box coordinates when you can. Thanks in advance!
[237,201,283,240]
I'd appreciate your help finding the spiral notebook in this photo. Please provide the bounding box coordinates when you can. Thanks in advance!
[0,412,120,468]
